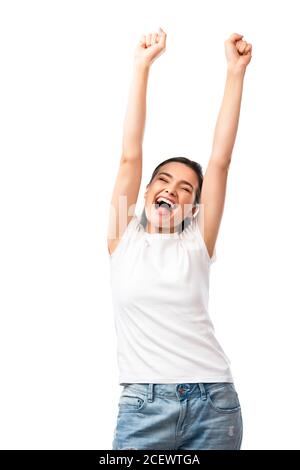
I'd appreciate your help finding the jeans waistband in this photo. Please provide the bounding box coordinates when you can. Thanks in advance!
[122,382,234,403]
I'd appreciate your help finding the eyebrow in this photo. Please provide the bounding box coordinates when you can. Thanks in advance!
[157,172,194,190]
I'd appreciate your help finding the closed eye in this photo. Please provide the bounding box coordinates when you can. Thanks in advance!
[159,177,191,192]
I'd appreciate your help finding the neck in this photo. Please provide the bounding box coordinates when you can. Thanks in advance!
[145,222,178,234]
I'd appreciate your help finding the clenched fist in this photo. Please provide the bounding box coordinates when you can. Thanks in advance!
[134,27,167,68]
[225,33,252,74]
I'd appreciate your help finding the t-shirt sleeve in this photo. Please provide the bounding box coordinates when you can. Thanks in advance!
[108,214,140,260]
[189,216,217,265]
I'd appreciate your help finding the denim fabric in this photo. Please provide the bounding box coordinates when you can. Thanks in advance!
[112,382,243,450]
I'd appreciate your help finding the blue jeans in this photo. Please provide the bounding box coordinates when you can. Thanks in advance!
[112,382,243,450]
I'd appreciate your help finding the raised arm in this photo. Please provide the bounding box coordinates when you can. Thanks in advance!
[107,28,167,256]
[198,33,253,260]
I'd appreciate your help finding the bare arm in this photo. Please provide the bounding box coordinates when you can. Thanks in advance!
[198,33,252,259]
[122,61,150,160]
[122,27,167,161]
[107,29,167,254]
[209,68,246,168]
[107,62,148,252]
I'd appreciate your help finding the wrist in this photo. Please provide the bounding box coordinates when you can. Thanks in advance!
[133,59,151,72]
[227,66,246,79]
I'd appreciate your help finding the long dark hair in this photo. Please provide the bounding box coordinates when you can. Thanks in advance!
[140,156,203,233]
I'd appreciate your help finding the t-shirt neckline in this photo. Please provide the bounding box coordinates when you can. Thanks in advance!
[139,217,180,239]
[143,230,180,239]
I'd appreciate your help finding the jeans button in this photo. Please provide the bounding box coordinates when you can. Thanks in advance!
[177,383,190,395]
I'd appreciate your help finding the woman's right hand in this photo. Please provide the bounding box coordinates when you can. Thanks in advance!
[134,27,167,68]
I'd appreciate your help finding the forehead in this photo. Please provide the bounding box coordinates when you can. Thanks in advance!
[157,162,198,186]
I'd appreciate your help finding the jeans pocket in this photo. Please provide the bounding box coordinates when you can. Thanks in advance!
[118,390,147,413]
[206,383,241,414]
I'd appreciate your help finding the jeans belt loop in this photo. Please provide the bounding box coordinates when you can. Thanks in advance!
[198,383,207,401]
[147,383,154,402]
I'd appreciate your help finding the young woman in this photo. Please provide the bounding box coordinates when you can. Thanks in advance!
[107,27,252,450]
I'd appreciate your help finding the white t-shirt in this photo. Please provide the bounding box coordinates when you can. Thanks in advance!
[109,213,234,385]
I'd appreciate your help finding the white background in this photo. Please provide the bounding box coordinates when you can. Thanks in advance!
[0,0,299,450]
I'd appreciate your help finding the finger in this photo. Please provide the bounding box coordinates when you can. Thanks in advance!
[241,43,251,55]
[146,34,152,47]
[238,41,248,53]
[226,32,244,44]
[151,33,158,46]
[158,26,167,46]
[244,44,252,54]
[139,35,146,47]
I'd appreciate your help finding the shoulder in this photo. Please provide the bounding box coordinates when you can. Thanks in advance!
[180,216,217,265]
[108,213,142,259]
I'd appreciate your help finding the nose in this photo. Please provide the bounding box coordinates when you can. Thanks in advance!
[166,187,176,197]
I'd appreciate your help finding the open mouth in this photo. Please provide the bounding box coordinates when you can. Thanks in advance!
[154,196,177,215]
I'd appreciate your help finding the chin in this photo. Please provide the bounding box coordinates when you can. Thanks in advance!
[146,206,184,231]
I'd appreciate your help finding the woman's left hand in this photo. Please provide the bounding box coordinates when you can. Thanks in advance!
[225,33,252,74]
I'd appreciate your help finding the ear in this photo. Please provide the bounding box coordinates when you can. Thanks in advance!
[192,204,199,218]
[144,184,149,199]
